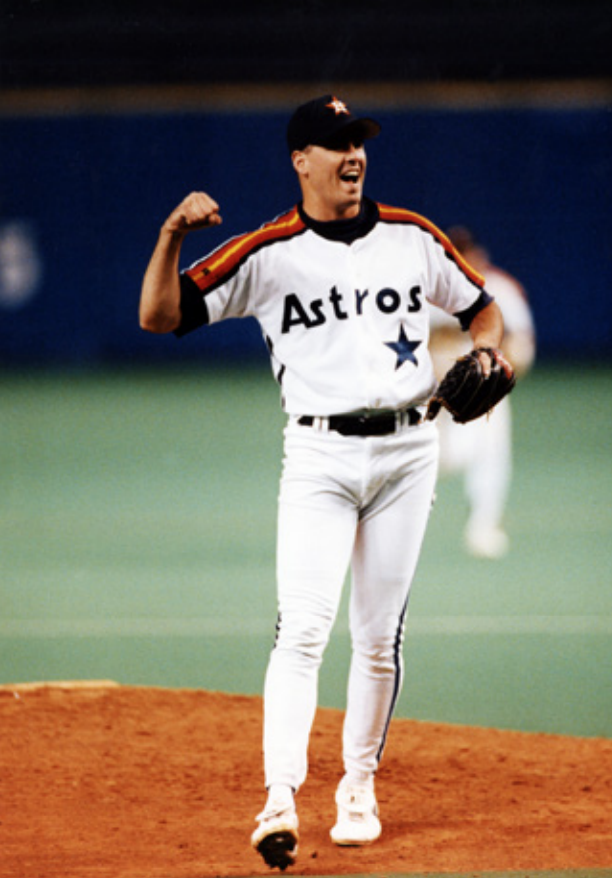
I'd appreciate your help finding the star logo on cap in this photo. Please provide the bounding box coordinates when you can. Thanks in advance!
[326,97,350,116]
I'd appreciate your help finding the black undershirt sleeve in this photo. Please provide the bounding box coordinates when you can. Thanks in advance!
[455,289,494,332]
[173,273,210,337]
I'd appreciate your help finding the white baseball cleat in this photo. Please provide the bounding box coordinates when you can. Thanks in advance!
[251,798,299,871]
[330,777,382,846]
[465,523,509,559]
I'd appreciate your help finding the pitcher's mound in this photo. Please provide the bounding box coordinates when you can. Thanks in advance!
[1,683,611,877]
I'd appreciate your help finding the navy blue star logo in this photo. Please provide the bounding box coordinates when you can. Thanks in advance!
[384,326,421,369]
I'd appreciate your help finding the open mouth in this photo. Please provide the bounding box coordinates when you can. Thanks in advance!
[340,171,360,183]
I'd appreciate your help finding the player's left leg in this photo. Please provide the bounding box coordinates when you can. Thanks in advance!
[331,422,438,844]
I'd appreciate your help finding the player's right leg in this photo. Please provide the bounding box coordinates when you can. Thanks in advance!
[252,423,360,866]
[251,783,299,871]
[262,499,356,790]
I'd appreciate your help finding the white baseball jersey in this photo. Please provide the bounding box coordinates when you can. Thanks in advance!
[177,198,491,416]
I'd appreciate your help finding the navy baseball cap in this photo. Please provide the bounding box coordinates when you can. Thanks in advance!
[287,94,381,153]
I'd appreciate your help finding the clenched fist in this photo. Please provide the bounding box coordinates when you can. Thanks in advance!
[163,191,222,235]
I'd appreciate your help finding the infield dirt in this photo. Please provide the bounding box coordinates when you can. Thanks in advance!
[1,683,611,877]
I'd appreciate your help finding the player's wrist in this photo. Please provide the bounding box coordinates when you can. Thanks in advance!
[159,223,189,245]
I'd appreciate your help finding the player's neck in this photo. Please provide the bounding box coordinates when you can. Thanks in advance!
[301,195,361,223]
[298,199,378,245]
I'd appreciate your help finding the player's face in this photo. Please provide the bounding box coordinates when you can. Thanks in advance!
[294,137,367,221]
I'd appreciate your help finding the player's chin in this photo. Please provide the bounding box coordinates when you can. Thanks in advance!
[338,183,363,208]
[341,179,362,196]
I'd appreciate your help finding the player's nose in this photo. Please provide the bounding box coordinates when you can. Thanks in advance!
[346,141,364,156]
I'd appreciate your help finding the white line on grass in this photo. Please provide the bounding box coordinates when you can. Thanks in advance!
[1,615,611,638]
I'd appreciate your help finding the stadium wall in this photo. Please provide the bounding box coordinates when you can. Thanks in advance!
[1,85,610,365]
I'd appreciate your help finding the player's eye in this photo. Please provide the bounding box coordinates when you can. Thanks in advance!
[326,135,364,153]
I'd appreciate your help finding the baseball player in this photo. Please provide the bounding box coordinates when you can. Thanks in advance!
[429,226,535,558]
[140,95,507,870]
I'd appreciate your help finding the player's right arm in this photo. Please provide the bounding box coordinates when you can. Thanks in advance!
[139,192,222,334]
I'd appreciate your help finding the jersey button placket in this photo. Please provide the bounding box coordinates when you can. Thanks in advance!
[349,249,378,409]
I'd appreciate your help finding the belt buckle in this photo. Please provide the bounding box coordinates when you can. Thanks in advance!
[365,412,394,436]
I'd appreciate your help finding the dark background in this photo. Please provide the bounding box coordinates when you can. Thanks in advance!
[2,0,611,88]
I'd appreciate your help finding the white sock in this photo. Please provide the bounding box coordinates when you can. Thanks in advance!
[343,771,374,789]
[266,783,295,810]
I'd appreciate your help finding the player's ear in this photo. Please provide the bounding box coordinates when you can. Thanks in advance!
[292,149,308,177]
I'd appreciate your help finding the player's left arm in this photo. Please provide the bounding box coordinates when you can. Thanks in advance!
[466,300,505,377]
[426,299,515,423]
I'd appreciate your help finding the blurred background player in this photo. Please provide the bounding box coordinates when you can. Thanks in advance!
[428,226,536,558]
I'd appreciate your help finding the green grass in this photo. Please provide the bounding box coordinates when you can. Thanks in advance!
[1,363,611,738]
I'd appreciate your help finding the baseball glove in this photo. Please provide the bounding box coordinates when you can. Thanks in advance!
[426,347,516,424]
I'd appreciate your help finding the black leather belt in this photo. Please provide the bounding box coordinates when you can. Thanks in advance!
[297,407,422,437]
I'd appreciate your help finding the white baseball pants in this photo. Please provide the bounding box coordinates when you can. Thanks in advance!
[262,416,438,791]
[437,397,512,530]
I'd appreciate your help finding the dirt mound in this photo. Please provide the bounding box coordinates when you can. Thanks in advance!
[1,683,611,877]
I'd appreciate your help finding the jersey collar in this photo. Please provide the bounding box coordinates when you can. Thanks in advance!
[298,197,379,244]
